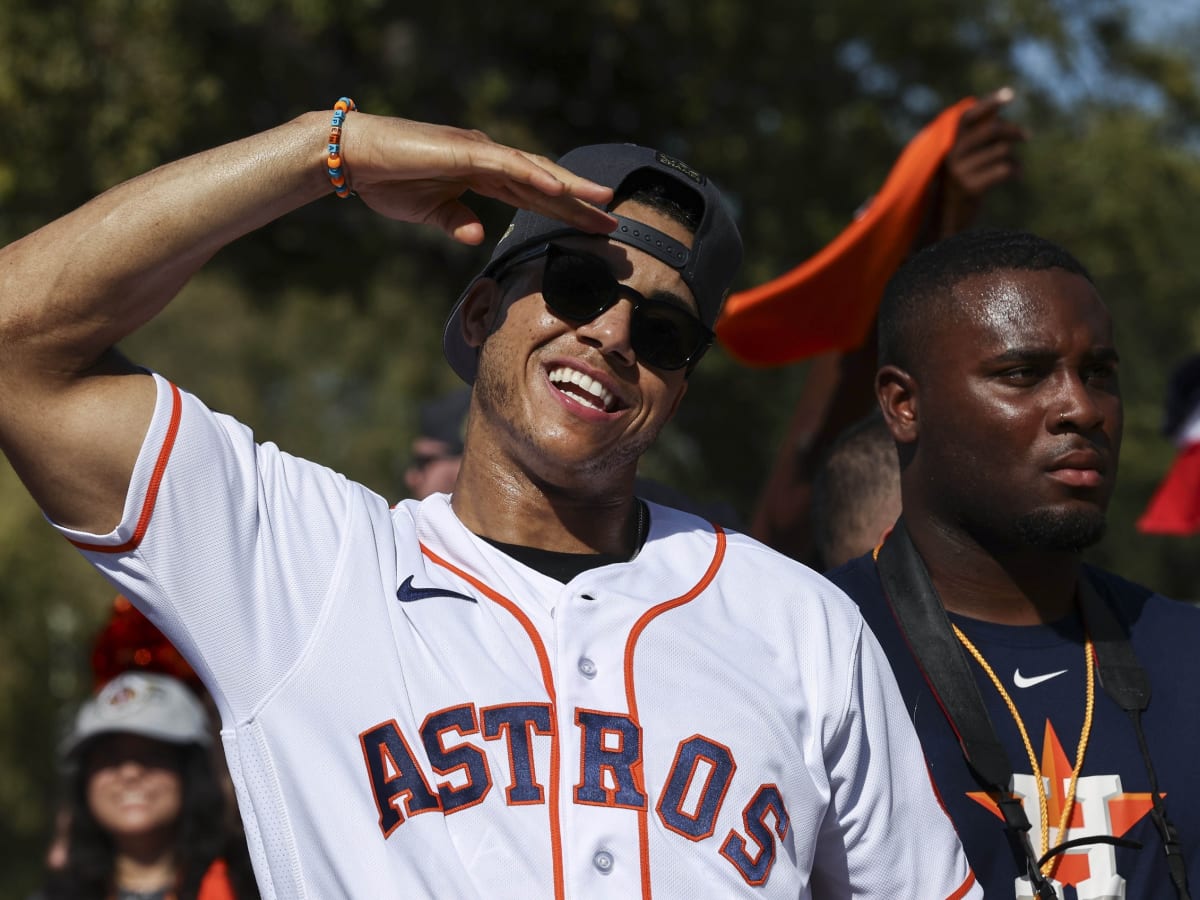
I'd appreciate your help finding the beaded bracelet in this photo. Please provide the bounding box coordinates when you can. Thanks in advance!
[327,97,357,198]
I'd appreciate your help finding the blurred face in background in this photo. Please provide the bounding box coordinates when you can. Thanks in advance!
[405,436,463,499]
[84,733,184,843]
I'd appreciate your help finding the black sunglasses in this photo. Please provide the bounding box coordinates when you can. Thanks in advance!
[408,451,459,472]
[494,243,713,371]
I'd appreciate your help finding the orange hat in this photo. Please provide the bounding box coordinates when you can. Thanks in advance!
[90,595,202,693]
[716,98,975,365]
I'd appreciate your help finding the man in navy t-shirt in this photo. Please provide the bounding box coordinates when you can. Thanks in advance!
[828,228,1200,900]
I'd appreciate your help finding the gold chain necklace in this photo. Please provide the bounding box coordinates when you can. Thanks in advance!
[952,624,1096,879]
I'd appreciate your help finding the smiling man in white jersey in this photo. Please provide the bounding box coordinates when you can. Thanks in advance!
[0,99,979,898]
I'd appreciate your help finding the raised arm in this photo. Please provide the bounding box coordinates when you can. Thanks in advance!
[0,107,615,533]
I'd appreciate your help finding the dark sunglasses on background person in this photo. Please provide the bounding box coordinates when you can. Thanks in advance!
[407,450,460,472]
[493,243,714,371]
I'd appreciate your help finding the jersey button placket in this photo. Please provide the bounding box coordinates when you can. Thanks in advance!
[592,849,615,875]
[556,584,641,897]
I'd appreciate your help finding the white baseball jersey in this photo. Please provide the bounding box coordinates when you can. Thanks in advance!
[55,374,980,899]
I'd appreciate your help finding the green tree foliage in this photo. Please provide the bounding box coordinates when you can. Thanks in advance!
[2,0,1198,892]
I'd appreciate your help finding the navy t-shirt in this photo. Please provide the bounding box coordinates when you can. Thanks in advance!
[829,554,1200,900]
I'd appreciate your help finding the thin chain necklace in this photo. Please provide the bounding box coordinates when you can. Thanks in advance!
[953,623,1096,879]
[631,499,648,554]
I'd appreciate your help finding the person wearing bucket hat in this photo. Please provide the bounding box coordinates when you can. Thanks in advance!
[38,672,257,900]
[63,670,212,757]
[1,104,977,896]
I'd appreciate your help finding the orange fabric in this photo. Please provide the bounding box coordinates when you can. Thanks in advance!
[716,98,976,365]
[946,870,979,900]
[198,859,237,900]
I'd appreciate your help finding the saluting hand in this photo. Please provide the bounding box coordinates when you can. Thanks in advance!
[338,114,618,245]
[937,86,1028,238]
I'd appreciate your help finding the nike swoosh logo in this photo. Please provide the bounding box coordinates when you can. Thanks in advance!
[1013,668,1068,689]
[396,576,477,605]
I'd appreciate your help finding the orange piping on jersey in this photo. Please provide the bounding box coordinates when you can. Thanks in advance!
[420,544,566,900]
[923,759,981,900]
[946,869,978,900]
[622,526,727,900]
[70,381,183,554]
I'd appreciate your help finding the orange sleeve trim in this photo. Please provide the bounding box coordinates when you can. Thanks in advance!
[419,544,566,900]
[69,381,183,554]
[622,526,728,900]
[912,756,978,899]
[716,98,975,365]
[946,869,978,900]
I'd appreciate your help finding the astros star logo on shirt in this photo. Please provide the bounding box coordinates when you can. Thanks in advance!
[967,720,1159,899]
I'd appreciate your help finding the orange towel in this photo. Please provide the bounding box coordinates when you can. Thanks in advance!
[716,98,975,365]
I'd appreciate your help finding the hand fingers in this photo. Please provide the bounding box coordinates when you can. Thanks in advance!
[475,173,618,235]
[457,143,614,211]
[346,118,618,239]
[512,150,615,207]
[950,135,1023,177]
[425,200,486,245]
[442,144,618,236]
[951,117,1029,159]
[952,153,1022,195]
[957,86,1016,128]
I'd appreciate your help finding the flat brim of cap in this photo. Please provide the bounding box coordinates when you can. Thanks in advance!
[62,721,212,760]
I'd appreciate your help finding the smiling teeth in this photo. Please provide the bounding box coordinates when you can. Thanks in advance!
[549,367,615,412]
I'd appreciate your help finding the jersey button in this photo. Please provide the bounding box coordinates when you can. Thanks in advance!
[581,593,597,602]
[592,849,614,874]
[578,657,597,678]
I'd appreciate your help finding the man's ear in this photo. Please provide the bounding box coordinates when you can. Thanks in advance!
[461,278,504,349]
[876,364,919,445]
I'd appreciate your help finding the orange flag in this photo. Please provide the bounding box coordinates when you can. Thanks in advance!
[717,98,975,365]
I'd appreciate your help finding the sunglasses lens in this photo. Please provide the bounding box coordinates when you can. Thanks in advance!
[542,251,616,321]
[631,303,706,370]
[541,247,709,371]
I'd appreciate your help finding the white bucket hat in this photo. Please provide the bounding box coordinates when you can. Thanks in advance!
[63,670,211,758]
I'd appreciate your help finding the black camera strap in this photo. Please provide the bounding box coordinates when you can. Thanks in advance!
[874,518,1190,900]
[1077,575,1191,900]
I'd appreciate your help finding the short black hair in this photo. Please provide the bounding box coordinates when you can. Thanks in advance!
[878,228,1094,373]
[612,168,704,233]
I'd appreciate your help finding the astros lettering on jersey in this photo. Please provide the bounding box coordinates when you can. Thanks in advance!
[58,375,980,899]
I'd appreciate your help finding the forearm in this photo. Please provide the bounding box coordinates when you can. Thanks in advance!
[0,110,331,378]
[0,105,614,532]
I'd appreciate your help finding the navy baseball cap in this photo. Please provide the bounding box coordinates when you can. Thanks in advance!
[443,143,743,383]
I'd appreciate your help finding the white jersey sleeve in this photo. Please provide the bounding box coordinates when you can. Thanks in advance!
[699,532,980,900]
[50,373,365,724]
[810,606,979,897]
